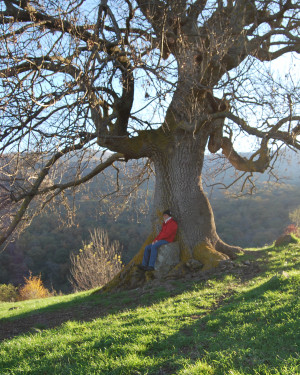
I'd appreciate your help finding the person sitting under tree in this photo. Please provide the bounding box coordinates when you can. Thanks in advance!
[138,210,178,271]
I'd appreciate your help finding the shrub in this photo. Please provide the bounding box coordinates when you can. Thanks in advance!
[70,228,124,291]
[0,284,18,302]
[289,206,300,228]
[284,224,300,236]
[19,273,52,301]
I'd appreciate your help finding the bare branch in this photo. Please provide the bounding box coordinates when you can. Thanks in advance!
[0,135,96,247]
[0,0,299,248]
[187,1,208,20]
[15,152,124,199]
[221,137,271,173]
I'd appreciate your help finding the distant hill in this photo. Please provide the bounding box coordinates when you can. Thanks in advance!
[0,148,299,292]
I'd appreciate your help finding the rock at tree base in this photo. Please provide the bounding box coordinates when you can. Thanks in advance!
[275,234,298,247]
[154,242,181,278]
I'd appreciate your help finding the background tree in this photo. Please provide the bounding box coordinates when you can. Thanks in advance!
[0,1,299,287]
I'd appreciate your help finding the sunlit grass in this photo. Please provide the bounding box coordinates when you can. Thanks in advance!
[0,243,299,374]
[0,289,93,320]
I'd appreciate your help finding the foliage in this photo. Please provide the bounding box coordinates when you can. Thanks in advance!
[70,228,123,291]
[0,284,18,302]
[0,243,299,374]
[18,273,53,301]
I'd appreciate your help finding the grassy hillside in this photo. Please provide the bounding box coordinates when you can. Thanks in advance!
[0,241,299,375]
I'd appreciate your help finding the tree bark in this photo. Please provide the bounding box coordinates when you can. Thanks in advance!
[152,131,218,253]
[102,129,243,292]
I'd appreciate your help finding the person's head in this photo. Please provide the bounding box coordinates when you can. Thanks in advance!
[163,209,172,221]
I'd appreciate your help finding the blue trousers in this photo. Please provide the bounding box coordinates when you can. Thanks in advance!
[142,240,169,268]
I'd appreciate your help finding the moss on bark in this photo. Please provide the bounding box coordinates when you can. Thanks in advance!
[100,238,231,293]
[193,242,229,270]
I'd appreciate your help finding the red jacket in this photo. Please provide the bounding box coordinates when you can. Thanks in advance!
[154,217,178,243]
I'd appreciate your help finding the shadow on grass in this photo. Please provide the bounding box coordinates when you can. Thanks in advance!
[99,274,300,375]
[0,273,208,341]
[144,274,300,374]
[2,273,298,375]
[1,243,299,345]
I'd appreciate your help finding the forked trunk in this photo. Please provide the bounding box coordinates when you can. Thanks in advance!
[102,131,243,291]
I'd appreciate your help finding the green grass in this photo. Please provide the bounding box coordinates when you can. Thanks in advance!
[0,243,299,374]
[0,290,93,320]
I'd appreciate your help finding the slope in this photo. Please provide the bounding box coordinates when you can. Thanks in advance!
[0,240,299,375]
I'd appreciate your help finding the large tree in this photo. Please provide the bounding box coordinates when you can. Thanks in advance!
[0,1,299,285]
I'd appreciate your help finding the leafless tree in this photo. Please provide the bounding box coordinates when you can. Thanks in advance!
[0,1,299,284]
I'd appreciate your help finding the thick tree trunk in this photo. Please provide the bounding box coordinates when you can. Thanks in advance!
[102,130,243,292]
[152,132,218,253]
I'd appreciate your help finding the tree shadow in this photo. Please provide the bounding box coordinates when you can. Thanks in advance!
[2,273,298,375]
[0,273,206,341]
[1,244,298,346]
[100,274,298,374]
[137,274,299,374]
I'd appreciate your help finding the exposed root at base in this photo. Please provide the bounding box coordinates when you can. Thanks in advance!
[99,239,244,293]
[215,239,244,259]
[193,241,229,270]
